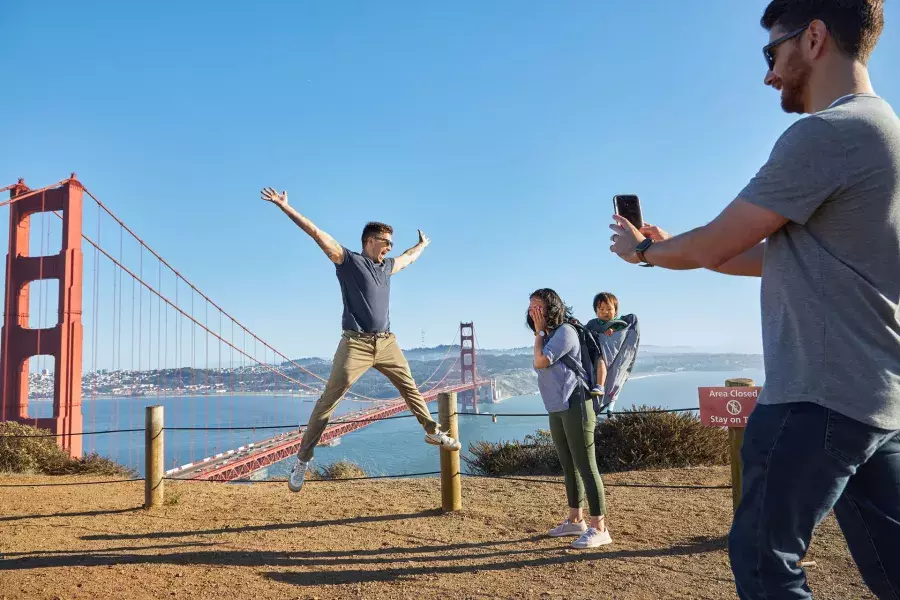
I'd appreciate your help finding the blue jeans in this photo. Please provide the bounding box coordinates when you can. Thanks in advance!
[728,402,900,599]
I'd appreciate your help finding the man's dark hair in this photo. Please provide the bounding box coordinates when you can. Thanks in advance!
[761,0,884,63]
[361,222,393,245]
[592,292,619,315]
[526,288,578,333]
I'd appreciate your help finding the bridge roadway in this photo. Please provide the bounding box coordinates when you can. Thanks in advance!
[166,381,487,482]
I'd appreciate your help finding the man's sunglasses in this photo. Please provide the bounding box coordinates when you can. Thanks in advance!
[762,24,809,71]
[372,236,393,248]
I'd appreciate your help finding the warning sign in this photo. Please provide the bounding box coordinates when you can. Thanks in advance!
[698,387,760,428]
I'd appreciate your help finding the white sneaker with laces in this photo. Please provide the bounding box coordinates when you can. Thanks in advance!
[288,458,310,493]
[572,527,613,549]
[548,519,588,537]
[425,429,461,451]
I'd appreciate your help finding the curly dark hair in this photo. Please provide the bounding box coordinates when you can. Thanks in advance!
[526,288,578,333]
[761,0,884,63]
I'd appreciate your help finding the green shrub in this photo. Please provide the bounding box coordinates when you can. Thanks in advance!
[0,421,136,477]
[313,459,367,480]
[595,405,729,472]
[1,421,71,474]
[465,406,729,476]
[465,430,560,476]
[48,452,138,477]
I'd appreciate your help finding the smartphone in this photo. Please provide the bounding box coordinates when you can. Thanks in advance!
[613,194,643,229]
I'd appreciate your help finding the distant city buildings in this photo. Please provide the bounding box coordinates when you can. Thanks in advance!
[27,364,324,399]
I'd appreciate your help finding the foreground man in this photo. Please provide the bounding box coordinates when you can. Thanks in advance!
[610,1,900,598]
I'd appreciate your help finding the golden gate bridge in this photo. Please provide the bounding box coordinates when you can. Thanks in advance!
[0,176,495,481]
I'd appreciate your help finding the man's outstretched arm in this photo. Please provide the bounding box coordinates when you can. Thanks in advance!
[392,229,430,275]
[637,222,767,277]
[261,187,345,264]
[610,199,787,276]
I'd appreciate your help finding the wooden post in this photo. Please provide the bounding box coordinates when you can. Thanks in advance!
[438,392,462,512]
[726,378,753,512]
[145,405,164,509]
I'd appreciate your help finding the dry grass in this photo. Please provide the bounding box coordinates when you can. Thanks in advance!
[0,466,873,600]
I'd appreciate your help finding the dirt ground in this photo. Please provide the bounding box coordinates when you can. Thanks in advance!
[0,466,872,600]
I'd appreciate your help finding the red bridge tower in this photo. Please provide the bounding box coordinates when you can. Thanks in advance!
[1,178,84,457]
[459,322,478,413]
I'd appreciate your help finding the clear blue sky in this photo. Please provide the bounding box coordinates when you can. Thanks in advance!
[2,1,898,359]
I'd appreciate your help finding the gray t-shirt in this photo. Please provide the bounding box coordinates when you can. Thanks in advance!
[335,247,394,333]
[536,323,581,413]
[740,94,900,430]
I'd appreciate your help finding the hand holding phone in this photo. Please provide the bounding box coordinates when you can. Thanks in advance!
[613,195,643,230]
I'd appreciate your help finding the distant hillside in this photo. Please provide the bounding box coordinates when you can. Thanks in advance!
[278,343,763,400]
[69,343,761,401]
[398,344,761,359]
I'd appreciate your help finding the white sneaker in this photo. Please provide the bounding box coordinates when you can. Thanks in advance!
[548,519,588,537]
[572,527,613,549]
[288,458,310,493]
[425,429,461,451]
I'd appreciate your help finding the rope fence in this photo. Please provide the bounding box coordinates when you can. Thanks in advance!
[465,473,731,490]
[0,428,146,439]
[164,470,443,483]
[0,407,701,438]
[0,474,730,490]
[1,399,721,499]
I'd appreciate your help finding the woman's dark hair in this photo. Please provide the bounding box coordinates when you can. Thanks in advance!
[526,288,578,333]
[592,291,619,314]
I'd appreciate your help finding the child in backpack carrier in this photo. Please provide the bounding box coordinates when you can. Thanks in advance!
[585,292,626,401]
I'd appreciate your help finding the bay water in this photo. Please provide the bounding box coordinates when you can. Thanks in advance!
[27,368,764,478]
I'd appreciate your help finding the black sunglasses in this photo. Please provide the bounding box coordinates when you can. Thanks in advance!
[762,25,809,71]
[372,236,393,248]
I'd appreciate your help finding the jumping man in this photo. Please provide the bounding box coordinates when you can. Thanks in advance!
[260,187,461,493]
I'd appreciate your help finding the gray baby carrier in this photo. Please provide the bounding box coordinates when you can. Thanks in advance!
[559,315,641,419]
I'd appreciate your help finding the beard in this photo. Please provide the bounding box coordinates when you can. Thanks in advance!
[779,52,812,114]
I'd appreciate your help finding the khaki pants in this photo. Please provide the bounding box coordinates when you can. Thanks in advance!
[297,331,439,462]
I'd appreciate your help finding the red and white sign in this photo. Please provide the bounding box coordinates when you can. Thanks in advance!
[698,387,761,428]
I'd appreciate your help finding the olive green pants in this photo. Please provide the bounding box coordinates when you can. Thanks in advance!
[548,390,607,516]
[297,331,439,462]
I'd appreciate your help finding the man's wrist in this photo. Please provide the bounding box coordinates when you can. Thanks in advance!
[635,238,654,266]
